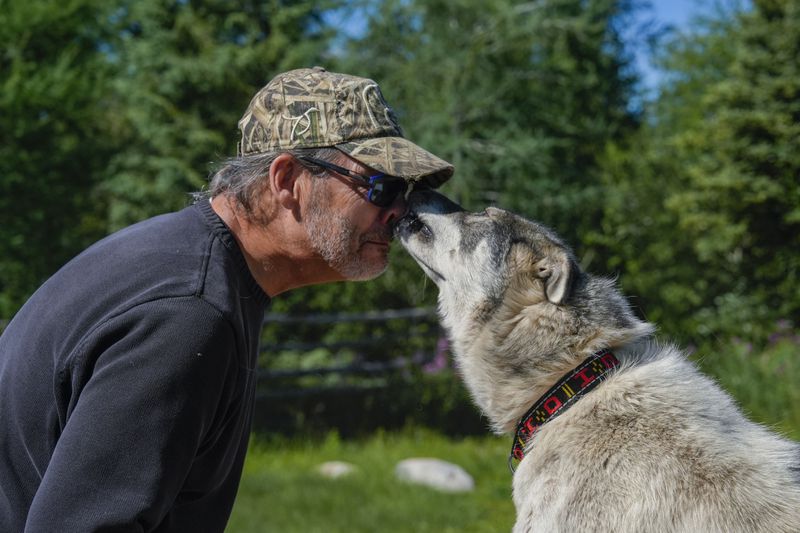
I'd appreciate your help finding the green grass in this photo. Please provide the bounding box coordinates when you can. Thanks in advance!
[228,340,800,532]
[226,429,515,533]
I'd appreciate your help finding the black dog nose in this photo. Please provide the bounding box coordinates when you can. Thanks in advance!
[392,210,424,238]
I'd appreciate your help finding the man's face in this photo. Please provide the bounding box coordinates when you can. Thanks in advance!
[303,156,408,281]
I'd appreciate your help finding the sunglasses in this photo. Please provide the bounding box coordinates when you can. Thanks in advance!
[298,156,412,208]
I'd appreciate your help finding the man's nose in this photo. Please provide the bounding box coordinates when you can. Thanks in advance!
[379,192,409,227]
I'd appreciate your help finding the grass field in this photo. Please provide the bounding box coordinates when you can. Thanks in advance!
[227,339,800,532]
[226,429,515,533]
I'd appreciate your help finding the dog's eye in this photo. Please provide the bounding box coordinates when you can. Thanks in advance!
[419,223,432,238]
[407,217,432,238]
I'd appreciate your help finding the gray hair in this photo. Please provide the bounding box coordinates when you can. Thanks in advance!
[202,146,342,218]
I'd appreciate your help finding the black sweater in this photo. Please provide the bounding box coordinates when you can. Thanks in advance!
[0,200,270,532]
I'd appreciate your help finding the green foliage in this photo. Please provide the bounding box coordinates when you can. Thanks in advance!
[338,0,640,229]
[0,0,337,315]
[695,334,800,441]
[667,0,800,339]
[594,0,800,343]
[254,367,487,438]
[263,247,439,318]
[101,0,340,229]
[698,338,800,440]
[277,0,643,317]
[0,0,117,316]
[2,0,797,361]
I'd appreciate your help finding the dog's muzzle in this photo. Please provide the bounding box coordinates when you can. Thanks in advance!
[393,211,427,240]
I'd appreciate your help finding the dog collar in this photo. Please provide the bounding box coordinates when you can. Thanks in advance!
[508,349,620,473]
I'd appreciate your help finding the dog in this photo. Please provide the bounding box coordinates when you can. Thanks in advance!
[395,190,800,532]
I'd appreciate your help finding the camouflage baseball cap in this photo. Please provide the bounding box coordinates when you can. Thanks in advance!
[237,67,454,187]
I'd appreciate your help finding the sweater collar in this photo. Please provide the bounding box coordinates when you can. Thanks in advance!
[195,199,270,307]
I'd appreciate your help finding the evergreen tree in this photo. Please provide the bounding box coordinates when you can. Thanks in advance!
[274,0,643,325]
[102,0,339,229]
[590,5,745,340]
[337,0,641,249]
[598,0,799,342]
[0,0,117,317]
[262,0,646,344]
[0,0,337,317]
[666,0,800,338]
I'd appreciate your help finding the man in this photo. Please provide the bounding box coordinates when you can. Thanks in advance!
[0,67,453,532]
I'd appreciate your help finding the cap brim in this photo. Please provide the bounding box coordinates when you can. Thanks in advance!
[336,137,454,188]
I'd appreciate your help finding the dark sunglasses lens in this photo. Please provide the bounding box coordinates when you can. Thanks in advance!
[369,179,407,207]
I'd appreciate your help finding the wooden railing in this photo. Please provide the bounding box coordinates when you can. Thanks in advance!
[252,307,449,435]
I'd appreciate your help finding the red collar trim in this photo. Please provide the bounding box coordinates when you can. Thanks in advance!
[508,349,620,473]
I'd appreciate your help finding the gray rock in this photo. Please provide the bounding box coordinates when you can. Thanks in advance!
[395,458,475,492]
[317,461,357,479]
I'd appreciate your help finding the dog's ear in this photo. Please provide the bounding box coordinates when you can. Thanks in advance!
[535,248,576,305]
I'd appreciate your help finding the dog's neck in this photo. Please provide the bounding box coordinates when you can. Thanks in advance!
[507,348,621,472]
[451,328,652,434]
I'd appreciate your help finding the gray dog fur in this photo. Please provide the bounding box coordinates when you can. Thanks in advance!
[397,190,800,533]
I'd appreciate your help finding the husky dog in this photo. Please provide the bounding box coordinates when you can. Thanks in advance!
[396,190,800,533]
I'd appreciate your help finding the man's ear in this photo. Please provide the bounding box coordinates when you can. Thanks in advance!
[270,154,303,211]
[535,248,576,304]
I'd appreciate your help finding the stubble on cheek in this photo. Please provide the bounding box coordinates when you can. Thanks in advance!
[305,188,389,281]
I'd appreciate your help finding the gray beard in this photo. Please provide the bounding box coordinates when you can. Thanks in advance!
[305,188,388,281]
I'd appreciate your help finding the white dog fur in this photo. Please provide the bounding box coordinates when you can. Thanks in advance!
[397,190,800,532]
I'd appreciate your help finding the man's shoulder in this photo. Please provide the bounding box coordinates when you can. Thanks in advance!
[48,205,211,305]
[94,203,207,255]
[7,205,242,349]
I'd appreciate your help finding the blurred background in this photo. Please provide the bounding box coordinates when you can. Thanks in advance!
[1,0,797,531]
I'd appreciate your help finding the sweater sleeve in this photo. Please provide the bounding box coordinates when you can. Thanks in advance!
[24,297,239,532]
